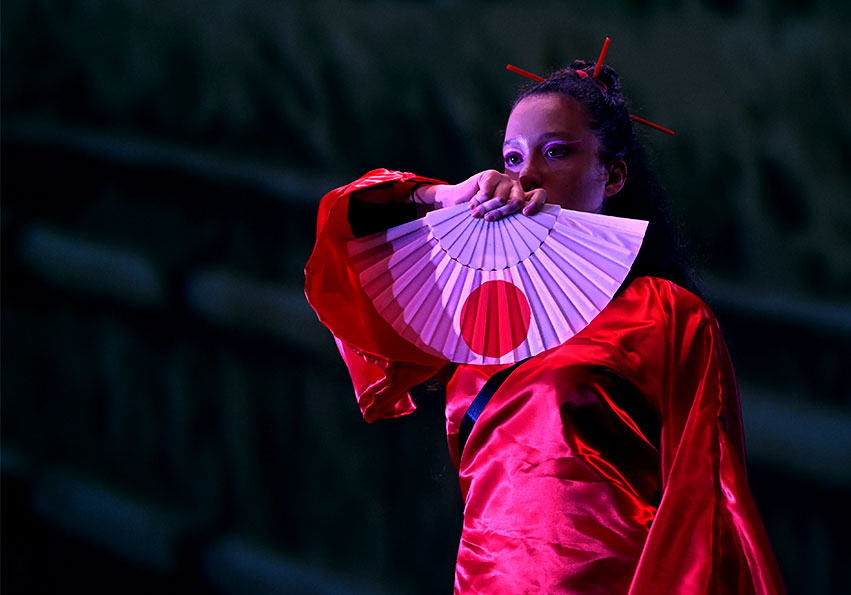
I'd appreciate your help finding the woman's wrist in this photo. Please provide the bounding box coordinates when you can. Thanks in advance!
[411,183,434,203]
[410,183,445,211]
[419,183,451,208]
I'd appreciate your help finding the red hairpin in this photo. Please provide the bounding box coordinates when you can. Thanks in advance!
[592,37,611,79]
[506,37,675,136]
[506,64,545,83]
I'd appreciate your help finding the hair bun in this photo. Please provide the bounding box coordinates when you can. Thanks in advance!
[569,59,621,94]
[569,59,594,72]
[594,65,621,93]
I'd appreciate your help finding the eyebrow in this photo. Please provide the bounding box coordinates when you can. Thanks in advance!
[502,132,582,148]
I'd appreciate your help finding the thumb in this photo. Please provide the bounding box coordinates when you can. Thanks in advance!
[435,171,485,208]
[455,172,487,203]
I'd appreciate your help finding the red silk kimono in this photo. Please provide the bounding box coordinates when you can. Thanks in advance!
[305,169,786,594]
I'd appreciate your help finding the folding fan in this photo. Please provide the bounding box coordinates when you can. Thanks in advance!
[347,203,648,365]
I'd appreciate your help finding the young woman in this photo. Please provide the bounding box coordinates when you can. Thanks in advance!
[305,59,785,594]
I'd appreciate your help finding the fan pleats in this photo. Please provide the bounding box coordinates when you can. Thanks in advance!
[348,203,647,364]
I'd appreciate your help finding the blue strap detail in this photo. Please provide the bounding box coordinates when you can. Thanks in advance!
[458,359,527,459]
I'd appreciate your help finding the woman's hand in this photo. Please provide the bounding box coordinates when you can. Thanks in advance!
[416,170,547,221]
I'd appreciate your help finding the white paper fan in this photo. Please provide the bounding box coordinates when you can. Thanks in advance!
[348,203,648,365]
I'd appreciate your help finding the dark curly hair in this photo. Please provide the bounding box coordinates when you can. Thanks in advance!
[513,60,697,294]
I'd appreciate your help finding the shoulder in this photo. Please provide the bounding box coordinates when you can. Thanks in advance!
[625,276,709,308]
[621,276,717,326]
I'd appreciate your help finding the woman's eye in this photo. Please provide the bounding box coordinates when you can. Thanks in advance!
[545,145,571,159]
[503,153,523,167]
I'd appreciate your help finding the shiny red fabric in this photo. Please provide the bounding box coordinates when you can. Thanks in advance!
[305,170,786,594]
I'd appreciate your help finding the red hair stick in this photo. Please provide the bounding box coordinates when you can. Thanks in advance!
[629,114,675,135]
[506,37,676,136]
[506,64,545,82]
[592,37,611,79]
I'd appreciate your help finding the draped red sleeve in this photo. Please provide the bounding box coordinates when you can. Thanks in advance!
[304,168,447,422]
[623,280,784,594]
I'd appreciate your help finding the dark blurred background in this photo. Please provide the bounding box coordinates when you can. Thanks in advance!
[2,1,850,593]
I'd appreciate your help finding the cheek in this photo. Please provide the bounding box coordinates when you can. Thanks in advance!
[589,161,610,184]
[561,170,608,211]
[564,169,603,193]
[579,166,611,198]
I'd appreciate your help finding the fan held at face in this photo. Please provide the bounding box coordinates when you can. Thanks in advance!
[348,203,647,365]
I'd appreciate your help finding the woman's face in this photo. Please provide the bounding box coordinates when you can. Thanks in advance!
[502,93,625,213]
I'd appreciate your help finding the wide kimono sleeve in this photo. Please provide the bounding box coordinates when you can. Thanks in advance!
[624,279,785,594]
[304,169,450,422]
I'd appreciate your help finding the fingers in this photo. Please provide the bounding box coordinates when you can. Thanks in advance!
[455,172,490,204]
[522,188,547,216]
[469,171,515,218]
[435,170,496,208]
[479,182,527,221]
[474,170,504,201]
[468,171,543,221]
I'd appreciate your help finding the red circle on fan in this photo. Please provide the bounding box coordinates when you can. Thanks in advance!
[460,280,532,358]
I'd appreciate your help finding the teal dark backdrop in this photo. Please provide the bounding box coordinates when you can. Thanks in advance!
[2,1,850,593]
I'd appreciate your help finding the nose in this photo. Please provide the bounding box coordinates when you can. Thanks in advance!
[518,155,542,191]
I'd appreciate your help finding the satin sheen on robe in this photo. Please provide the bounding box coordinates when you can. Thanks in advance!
[305,169,786,594]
